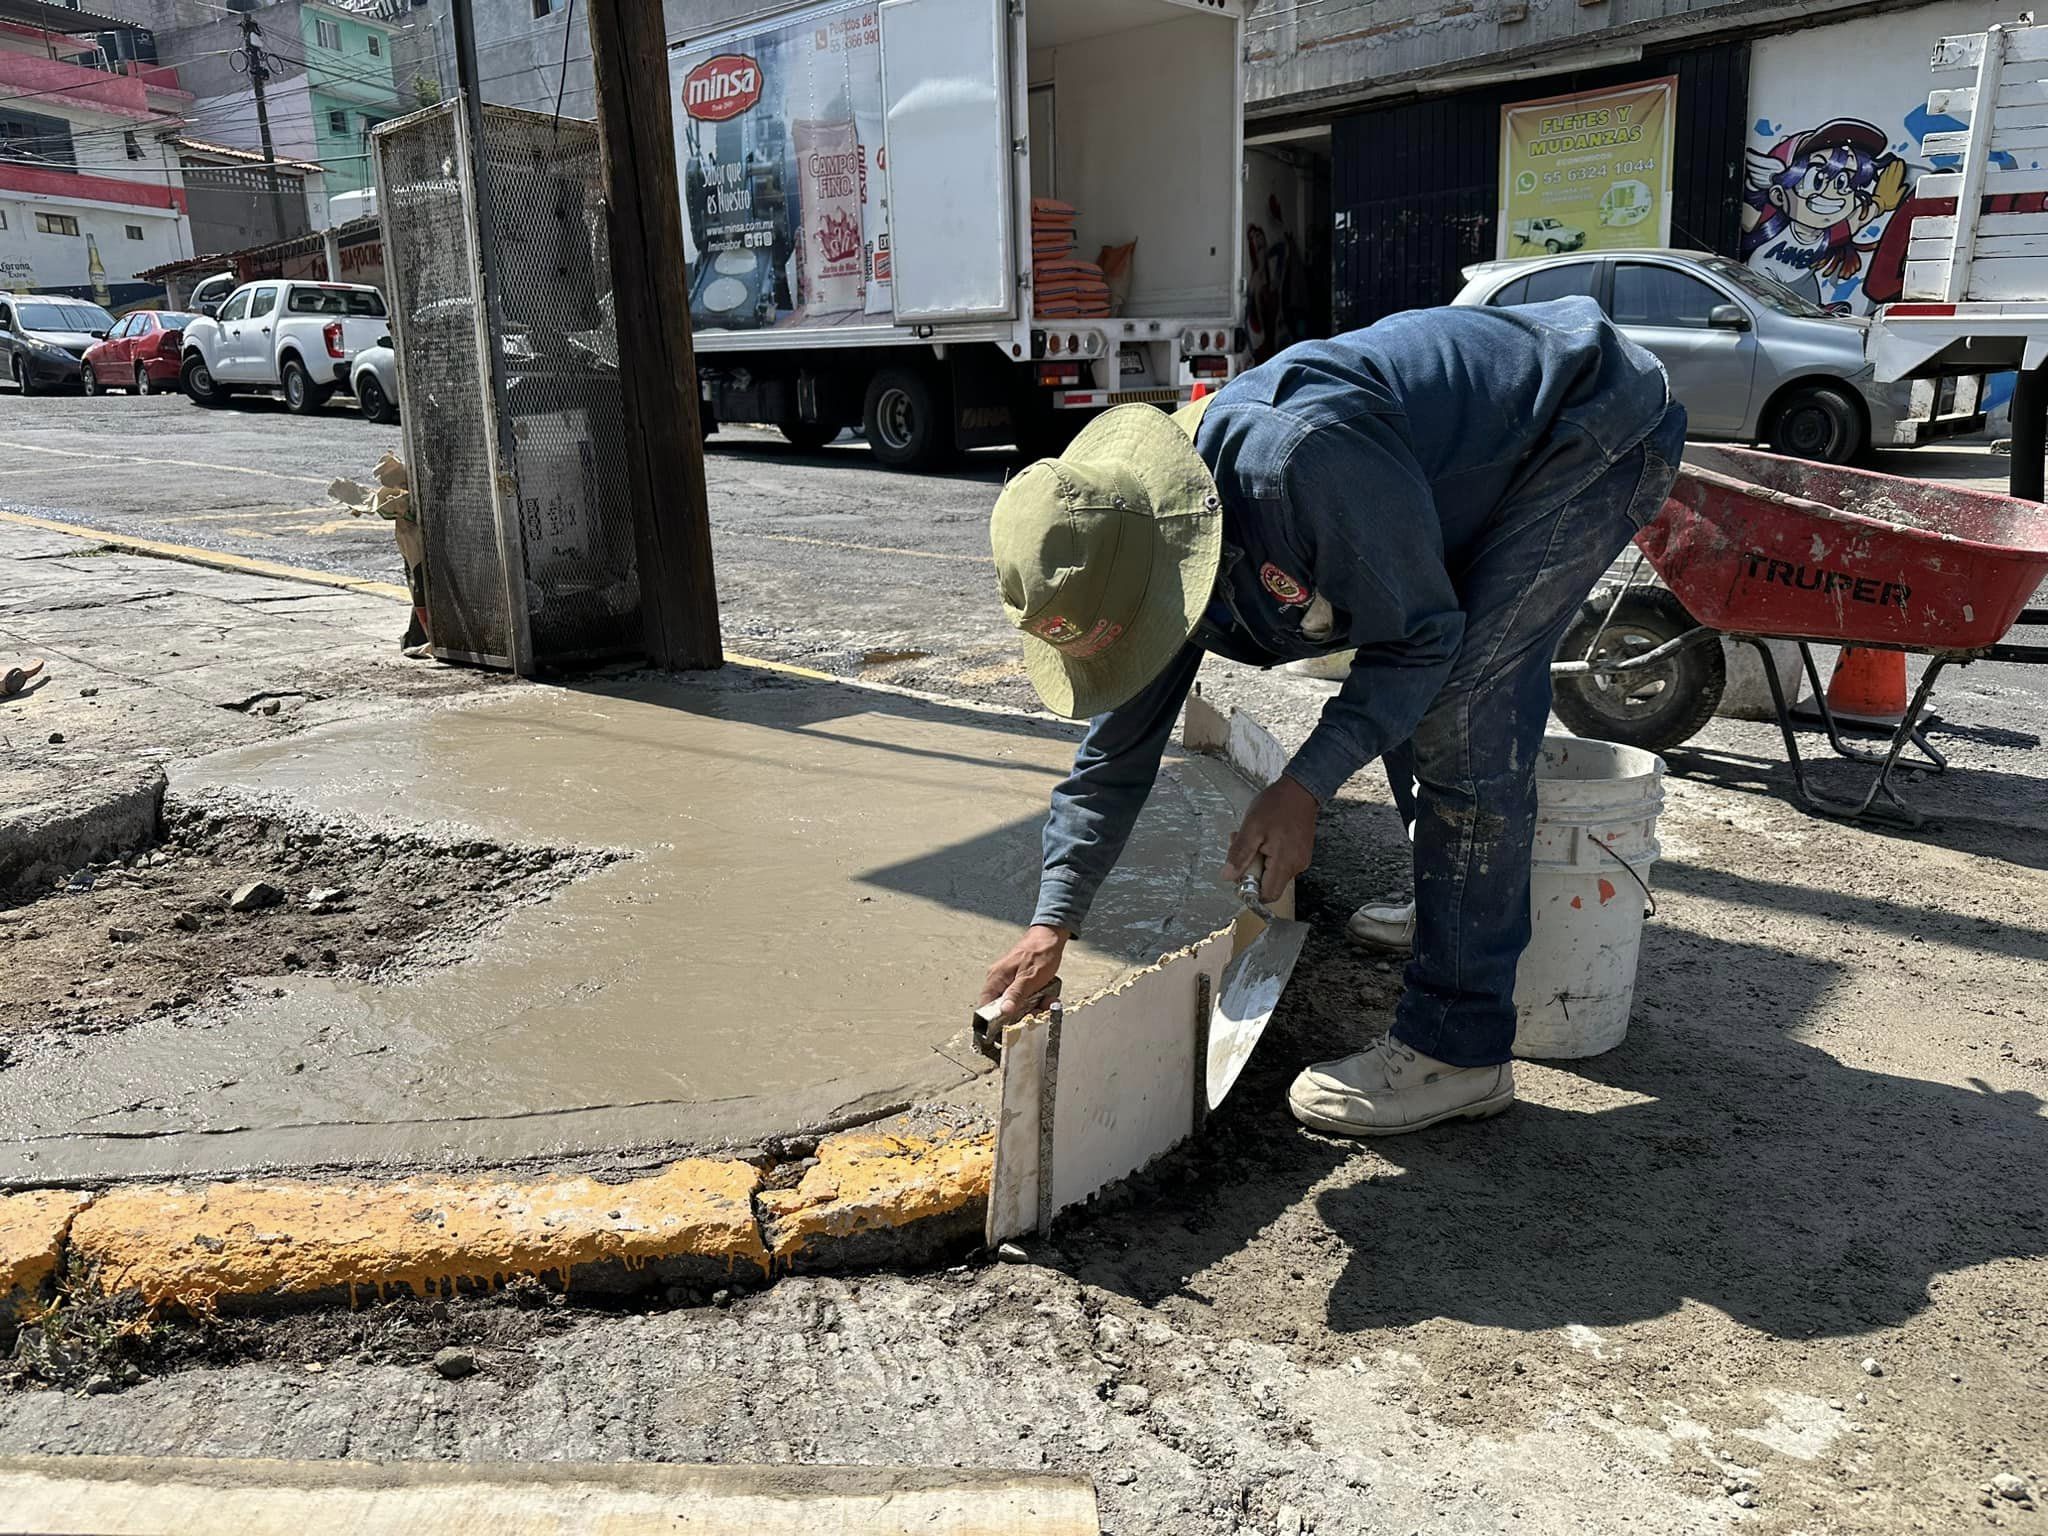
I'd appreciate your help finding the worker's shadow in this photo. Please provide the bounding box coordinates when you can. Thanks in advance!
[1063,906,2048,1344]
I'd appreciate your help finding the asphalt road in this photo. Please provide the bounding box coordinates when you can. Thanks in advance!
[2,383,2041,718]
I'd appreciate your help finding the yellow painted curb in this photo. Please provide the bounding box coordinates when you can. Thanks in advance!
[762,1127,992,1261]
[68,1158,767,1309]
[34,1121,990,1314]
[1,1191,91,1309]
[0,509,412,602]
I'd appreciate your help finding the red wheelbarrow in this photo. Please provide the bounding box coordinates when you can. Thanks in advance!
[1552,445,2048,826]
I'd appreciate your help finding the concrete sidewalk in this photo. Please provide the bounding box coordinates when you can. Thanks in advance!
[0,522,1255,1190]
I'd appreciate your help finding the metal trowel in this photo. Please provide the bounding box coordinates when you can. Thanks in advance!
[1205,856,1309,1110]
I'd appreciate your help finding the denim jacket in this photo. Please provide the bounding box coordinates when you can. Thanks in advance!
[1034,297,1672,933]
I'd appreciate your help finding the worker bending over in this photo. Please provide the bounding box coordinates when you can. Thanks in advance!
[979,297,1682,1136]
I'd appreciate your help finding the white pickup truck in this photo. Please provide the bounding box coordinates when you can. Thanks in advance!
[180,279,391,414]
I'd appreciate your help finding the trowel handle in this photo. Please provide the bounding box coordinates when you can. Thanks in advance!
[1238,856,1278,922]
[969,976,1063,1062]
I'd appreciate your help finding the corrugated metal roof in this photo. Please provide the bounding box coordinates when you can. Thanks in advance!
[0,0,147,35]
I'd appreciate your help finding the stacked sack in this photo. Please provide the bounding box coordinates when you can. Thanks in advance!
[1031,197,1111,319]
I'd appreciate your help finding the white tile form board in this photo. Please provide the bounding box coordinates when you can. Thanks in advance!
[986,695,1299,1243]
[986,928,1234,1245]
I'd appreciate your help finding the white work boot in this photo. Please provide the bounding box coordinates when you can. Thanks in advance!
[1345,899,1416,954]
[1288,1036,1515,1137]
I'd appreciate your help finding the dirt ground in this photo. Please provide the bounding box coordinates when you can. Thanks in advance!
[3,434,2046,1533]
[2,796,608,1049]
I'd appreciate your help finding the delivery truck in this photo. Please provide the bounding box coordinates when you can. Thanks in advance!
[667,0,1246,468]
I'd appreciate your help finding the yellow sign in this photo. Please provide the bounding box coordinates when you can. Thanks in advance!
[1499,77,1676,260]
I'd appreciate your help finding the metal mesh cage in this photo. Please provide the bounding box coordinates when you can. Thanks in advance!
[373,99,641,672]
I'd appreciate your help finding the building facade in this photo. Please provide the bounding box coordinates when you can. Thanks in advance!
[1244,0,2021,337]
[99,0,410,196]
[0,8,195,305]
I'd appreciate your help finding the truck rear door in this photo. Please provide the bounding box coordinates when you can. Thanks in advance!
[878,0,1015,324]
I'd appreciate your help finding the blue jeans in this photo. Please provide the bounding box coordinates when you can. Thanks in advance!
[1379,402,1685,1068]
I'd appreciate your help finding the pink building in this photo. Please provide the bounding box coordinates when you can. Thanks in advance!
[0,0,194,306]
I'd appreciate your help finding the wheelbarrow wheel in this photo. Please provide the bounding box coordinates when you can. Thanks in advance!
[1552,587,1725,753]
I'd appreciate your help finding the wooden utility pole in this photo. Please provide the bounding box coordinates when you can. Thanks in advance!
[586,0,723,670]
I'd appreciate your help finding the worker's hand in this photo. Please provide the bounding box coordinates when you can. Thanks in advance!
[978,924,1070,1022]
[1225,775,1319,903]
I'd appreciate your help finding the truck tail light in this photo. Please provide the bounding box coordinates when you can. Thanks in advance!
[1037,362,1081,386]
[323,321,346,358]
[1191,355,1228,379]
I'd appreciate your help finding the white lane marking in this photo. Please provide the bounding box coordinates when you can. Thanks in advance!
[0,439,331,487]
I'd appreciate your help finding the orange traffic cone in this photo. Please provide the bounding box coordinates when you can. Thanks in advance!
[1825,646,1909,727]
[1189,381,1210,401]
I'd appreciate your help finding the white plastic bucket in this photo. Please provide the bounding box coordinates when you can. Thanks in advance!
[1510,734,1664,1060]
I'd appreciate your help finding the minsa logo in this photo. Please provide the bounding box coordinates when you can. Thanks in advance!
[683,54,761,121]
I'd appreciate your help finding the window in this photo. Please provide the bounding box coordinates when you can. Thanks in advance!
[328,109,349,135]
[218,290,251,323]
[0,210,7,230]
[286,284,387,317]
[248,285,279,318]
[1696,254,1829,319]
[1,108,75,169]
[105,315,132,341]
[316,17,341,49]
[367,34,380,56]
[131,314,156,335]
[18,300,112,331]
[1488,260,1600,309]
[1611,263,1727,329]
[124,223,143,241]
[124,130,142,160]
[34,212,80,237]
[533,0,559,16]
[0,304,12,331]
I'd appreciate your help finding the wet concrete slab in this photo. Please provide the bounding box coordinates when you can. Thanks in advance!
[4,667,1251,1184]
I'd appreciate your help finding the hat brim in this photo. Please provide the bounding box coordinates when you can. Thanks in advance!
[1017,403,1223,720]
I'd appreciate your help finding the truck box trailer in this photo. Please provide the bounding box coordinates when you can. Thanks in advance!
[667,0,1246,468]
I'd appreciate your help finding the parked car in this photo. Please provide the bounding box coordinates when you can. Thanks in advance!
[350,340,399,424]
[0,295,114,394]
[82,310,202,396]
[1451,248,1983,464]
[1509,216,1586,254]
[187,271,236,318]
[180,279,390,413]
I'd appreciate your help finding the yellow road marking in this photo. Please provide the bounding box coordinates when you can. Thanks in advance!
[712,526,993,564]
[0,439,331,487]
[0,508,410,601]
[294,517,371,536]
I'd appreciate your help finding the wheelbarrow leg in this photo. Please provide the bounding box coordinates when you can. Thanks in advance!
[1755,641,1948,827]
[1795,642,1947,775]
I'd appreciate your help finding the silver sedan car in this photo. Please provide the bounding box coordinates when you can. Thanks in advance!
[1451,248,1982,463]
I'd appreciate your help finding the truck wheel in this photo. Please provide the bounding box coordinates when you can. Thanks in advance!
[282,357,333,415]
[1767,382,1866,464]
[779,415,838,451]
[863,367,946,470]
[182,353,227,407]
[1551,587,1725,753]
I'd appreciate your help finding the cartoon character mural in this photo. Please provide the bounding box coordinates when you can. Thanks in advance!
[1741,117,1912,313]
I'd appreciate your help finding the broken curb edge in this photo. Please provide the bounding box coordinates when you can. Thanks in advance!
[0,1116,992,1329]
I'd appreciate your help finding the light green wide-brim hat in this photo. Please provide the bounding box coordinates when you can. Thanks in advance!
[991,396,1222,719]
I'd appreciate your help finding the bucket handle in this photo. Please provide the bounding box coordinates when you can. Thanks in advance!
[1588,833,1658,918]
